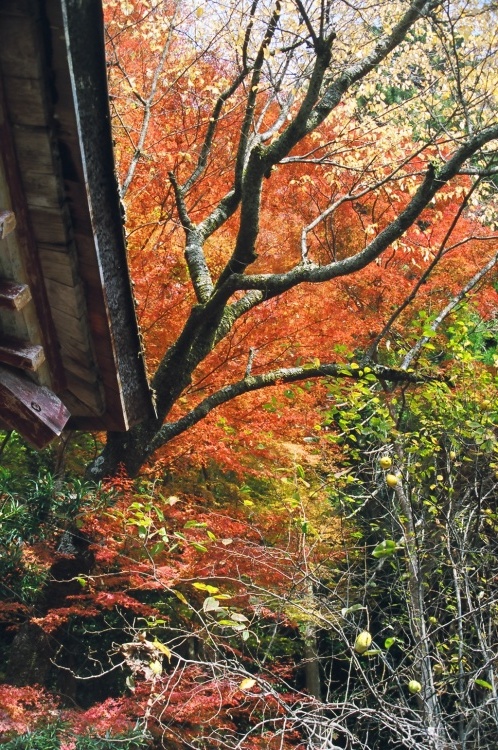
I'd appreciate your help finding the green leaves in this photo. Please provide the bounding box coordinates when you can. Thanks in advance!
[474,679,493,690]
[372,539,398,558]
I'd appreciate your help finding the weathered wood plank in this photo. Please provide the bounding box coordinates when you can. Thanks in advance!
[61,336,96,371]
[0,15,43,79]
[50,306,92,347]
[1,75,47,127]
[29,206,68,244]
[0,75,66,391]
[0,1,36,17]
[38,246,79,286]
[0,365,70,449]
[13,128,54,173]
[0,209,16,238]
[72,231,103,269]
[0,280,32,310]
[61,352,100,386]
[44,277,86,319]
[64,370,105,416]
[0,337,45,371]
[24,171,62,210]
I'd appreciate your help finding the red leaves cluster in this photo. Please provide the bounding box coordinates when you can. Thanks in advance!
[0,684,59,735]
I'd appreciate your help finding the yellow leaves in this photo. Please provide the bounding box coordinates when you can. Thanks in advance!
[239,678,256,691]
[121,1,134,16]
[171,589,189,605]
[203,84,220,96]
[153,638,172,660]
[364,223,378,236]
[359,81,377,98]
[192,582,220,594]
[178,151,193,163]
[149,659,162,675]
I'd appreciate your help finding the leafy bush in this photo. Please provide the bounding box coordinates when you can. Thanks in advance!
[0,723,151,749]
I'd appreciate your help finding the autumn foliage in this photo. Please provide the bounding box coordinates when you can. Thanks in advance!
[98,0,498,477]
[1,0,498,747]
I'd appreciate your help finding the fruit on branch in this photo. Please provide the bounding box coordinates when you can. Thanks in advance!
[408,679,422,694]
[386,473,400,488]
[379,456,392,469]
[354,631,373,654]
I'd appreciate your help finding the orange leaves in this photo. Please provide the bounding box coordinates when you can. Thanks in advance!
[103,0,498,480]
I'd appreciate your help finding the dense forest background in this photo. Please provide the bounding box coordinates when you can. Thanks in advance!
[1,0,498,748]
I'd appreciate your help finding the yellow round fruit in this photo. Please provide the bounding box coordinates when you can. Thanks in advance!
[408,680,422,694]
[449,451,456,460]
[386,473,399,488]
[379,456,392,469]
[354,631,372,654]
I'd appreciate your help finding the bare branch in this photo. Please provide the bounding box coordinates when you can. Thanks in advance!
[119,10,179,199]
[267,0,442,162]
[368,176,483,357]
[169,172,214,303]
[182,68,251,195]
[401,248,498,370]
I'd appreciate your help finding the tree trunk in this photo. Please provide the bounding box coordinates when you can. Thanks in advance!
[303,620,322,701]
[394,480,449,750]
[86,422,159,480]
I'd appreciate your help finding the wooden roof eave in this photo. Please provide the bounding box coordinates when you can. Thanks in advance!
[0,0,155,445]
[57,0,154,431]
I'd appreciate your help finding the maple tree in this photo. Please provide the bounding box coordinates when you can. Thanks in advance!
[85,0,498,479]
[2,1,498,748]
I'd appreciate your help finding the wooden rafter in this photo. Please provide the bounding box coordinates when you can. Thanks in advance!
[0,280,32,310]
[0,336,45,371]
[0,365,70,449]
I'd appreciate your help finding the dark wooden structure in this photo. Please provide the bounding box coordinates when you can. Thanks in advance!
[0,0,154,448]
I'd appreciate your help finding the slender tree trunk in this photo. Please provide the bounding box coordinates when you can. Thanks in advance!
[303,620,322,701]
[393,479,449,750]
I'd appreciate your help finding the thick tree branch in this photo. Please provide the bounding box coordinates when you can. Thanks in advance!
[267,0,441,163]
[214,1,441,290]
[214,11,335,288]
[147,361,439,454]
[169,172,214,302]
[215,123,498,300]
[182,68,251,195]
[234,0,282,190]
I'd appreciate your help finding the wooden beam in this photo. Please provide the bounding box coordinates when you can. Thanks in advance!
[0,365,70,448]
[0,75,66,392]
[0,209,16,238]
[0,336,45,371]
[0,280,32,310]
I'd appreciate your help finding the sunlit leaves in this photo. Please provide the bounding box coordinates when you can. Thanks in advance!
[372,539,398,558]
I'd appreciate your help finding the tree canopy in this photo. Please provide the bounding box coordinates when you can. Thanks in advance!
[87,0,498,479]
[1,2,498,749]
